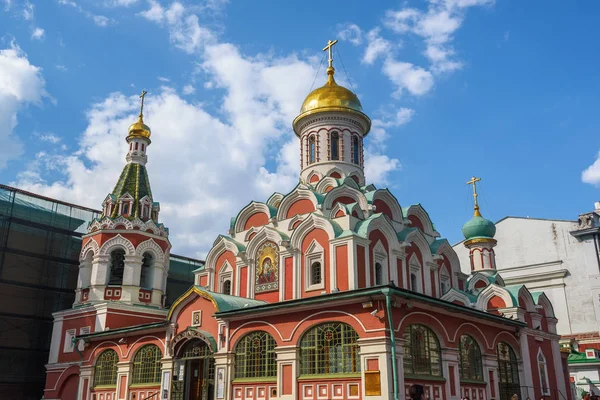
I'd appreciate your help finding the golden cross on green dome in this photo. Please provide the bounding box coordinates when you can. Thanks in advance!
[323,39,338,69]
[466,175,482,216]
[139,90,147,117]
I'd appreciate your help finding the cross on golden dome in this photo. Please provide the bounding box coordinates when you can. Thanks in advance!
[139,90,147,117]
[127,89,151,139]
[323,39,338,69]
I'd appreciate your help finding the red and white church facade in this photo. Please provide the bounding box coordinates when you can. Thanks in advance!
[44,45,571,400]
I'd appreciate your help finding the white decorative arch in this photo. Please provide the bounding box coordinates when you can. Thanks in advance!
[85,340,125,362]
[361,213,400,252]
[322,184,368,213]
[266,192,284,209]
[289,310,369,341]
[404,229,434,265]
[405,204,437,237]
[453,323,491,350]
[276,187,319,221]
[229,320,284,342]
[345,174,363,187]
[516,285,536,312]
[395,311,451,343]
[111,215,134,230]
[245,227,286,262]
[99,234,135,256]
[205,235,243,272]
[475,284,515,311]
[441,288,471,306]
[306,170,323,184]
[88,219,102,233]
[80,238,100,261]
[330,202,348,219]
[535,292,555,318]
[468,272,491,292]
[371,189,403,222]
[244,226,261,242]
[349,203,365,219]
[315,176,339,194]
[372,240,388,285]
[136,238,165,263]
[290,214,336,250]
[408,253,422,292]
[325,166,345,180]
[234,201,272,233]
[433,240,461,287]
[287,214,306,231]
[124,336,167,358]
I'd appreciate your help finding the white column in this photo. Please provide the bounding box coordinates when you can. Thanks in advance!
[519,333,534,399]
[442,348,460,400]
[79,366,93,400]
[214,352,234,400]
[483,355,500,400]
[551,338,568,400]
[123,255,143,286]
[358,337,392,400]
[276,345,299,400]
[423,262,434,296]
[116,361,131,400]
[160,357,173,400]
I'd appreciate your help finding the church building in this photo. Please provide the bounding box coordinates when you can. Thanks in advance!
[44,41,571,400]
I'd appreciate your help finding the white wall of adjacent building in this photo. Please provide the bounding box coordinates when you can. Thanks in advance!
[453,216,600,337]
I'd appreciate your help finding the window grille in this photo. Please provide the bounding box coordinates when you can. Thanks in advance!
[140,252,153,288]
[375,263,383,285]
[403,324,442,377]
[235,331,277,379]
[459,334,483,381]
[310,262,321,285]
[497,341,520,400]
[300,322,360,376]
[222,280,232,295]
[352,137,360,164]
[331,132,339,160]
[94,349,118,387]
[131,344,162,385]
[538,351,549,394]
[309,136,316,164]
[410,273,418,291]
[180,339,212,359]
[108,249,125,285]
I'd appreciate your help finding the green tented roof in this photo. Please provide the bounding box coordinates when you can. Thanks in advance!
[396,227,416,241]
[430,238,448,253]
[109,163,153,219]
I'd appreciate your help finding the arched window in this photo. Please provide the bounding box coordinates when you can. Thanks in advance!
[108,249,125,285]
[330,131,339,160]
[222,280,232,295]
[140,252,154,288]
[300,322,360,375]
[235,331,277,379]
[94,349,118,387]
[497,342,520,400]
[310,262,322,285]
[122,202,130,216]
[131,345,162,385]
[352,136,360,164]
[538,350,550,395]
[309,136,316,164]
[410,273,418,291]
[459,334,483,381]
[403,324,442,377]
[375,262,383,285]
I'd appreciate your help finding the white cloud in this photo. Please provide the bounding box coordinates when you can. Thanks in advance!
[58,0,114,27]
[364,152,401,186]
[582,152,600,186]
[39,133,61,143]
[157,76,170,82]
[22,0,33,20]
[362,28,391,65]
[382,59,434,96]
[104,0,139,6]
[56,64,68,71]
[0,43,47,168]
[31,27,44,40]
[338,23,362,45]
[182,84,195,94]
[16,1,402,258]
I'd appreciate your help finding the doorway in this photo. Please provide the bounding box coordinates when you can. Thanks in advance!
[171,339,215,400]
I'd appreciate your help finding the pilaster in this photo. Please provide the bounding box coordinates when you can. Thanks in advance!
[116,360,131,400]
[442,347,460,400]
[214,352,235,400]
[276,345,299,400]
[79,366,93,400]
[358,337,391,400]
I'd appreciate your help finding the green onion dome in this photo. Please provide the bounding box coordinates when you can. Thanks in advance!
[462,210,496,240]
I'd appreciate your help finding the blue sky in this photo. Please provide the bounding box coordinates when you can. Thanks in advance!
[1,0,600,257]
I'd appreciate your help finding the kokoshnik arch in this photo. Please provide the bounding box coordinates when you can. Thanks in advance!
[44,40,572,400]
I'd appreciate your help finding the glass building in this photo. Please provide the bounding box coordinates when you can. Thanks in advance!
[0,185,199,400]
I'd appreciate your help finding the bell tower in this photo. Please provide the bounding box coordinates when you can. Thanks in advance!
[75,91,171,308]
[293,39,371,186]
[462,176,497,272]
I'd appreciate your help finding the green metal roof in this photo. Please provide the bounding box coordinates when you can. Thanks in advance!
[396,227,416,241]
[109,163,153,219]
[77,321,168,340]
[569,351,600,365]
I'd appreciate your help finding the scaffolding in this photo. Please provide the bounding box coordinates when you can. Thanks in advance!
[0,185,200,400]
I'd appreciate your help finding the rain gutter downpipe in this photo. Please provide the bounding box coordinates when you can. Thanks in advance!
[383,287,399,400]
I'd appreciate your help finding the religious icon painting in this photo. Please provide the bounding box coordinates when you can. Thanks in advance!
[255,242,279,293]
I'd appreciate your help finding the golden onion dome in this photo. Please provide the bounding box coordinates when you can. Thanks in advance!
[294,66,371,135]
[300,67,363,114]
[127,114,151,139]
